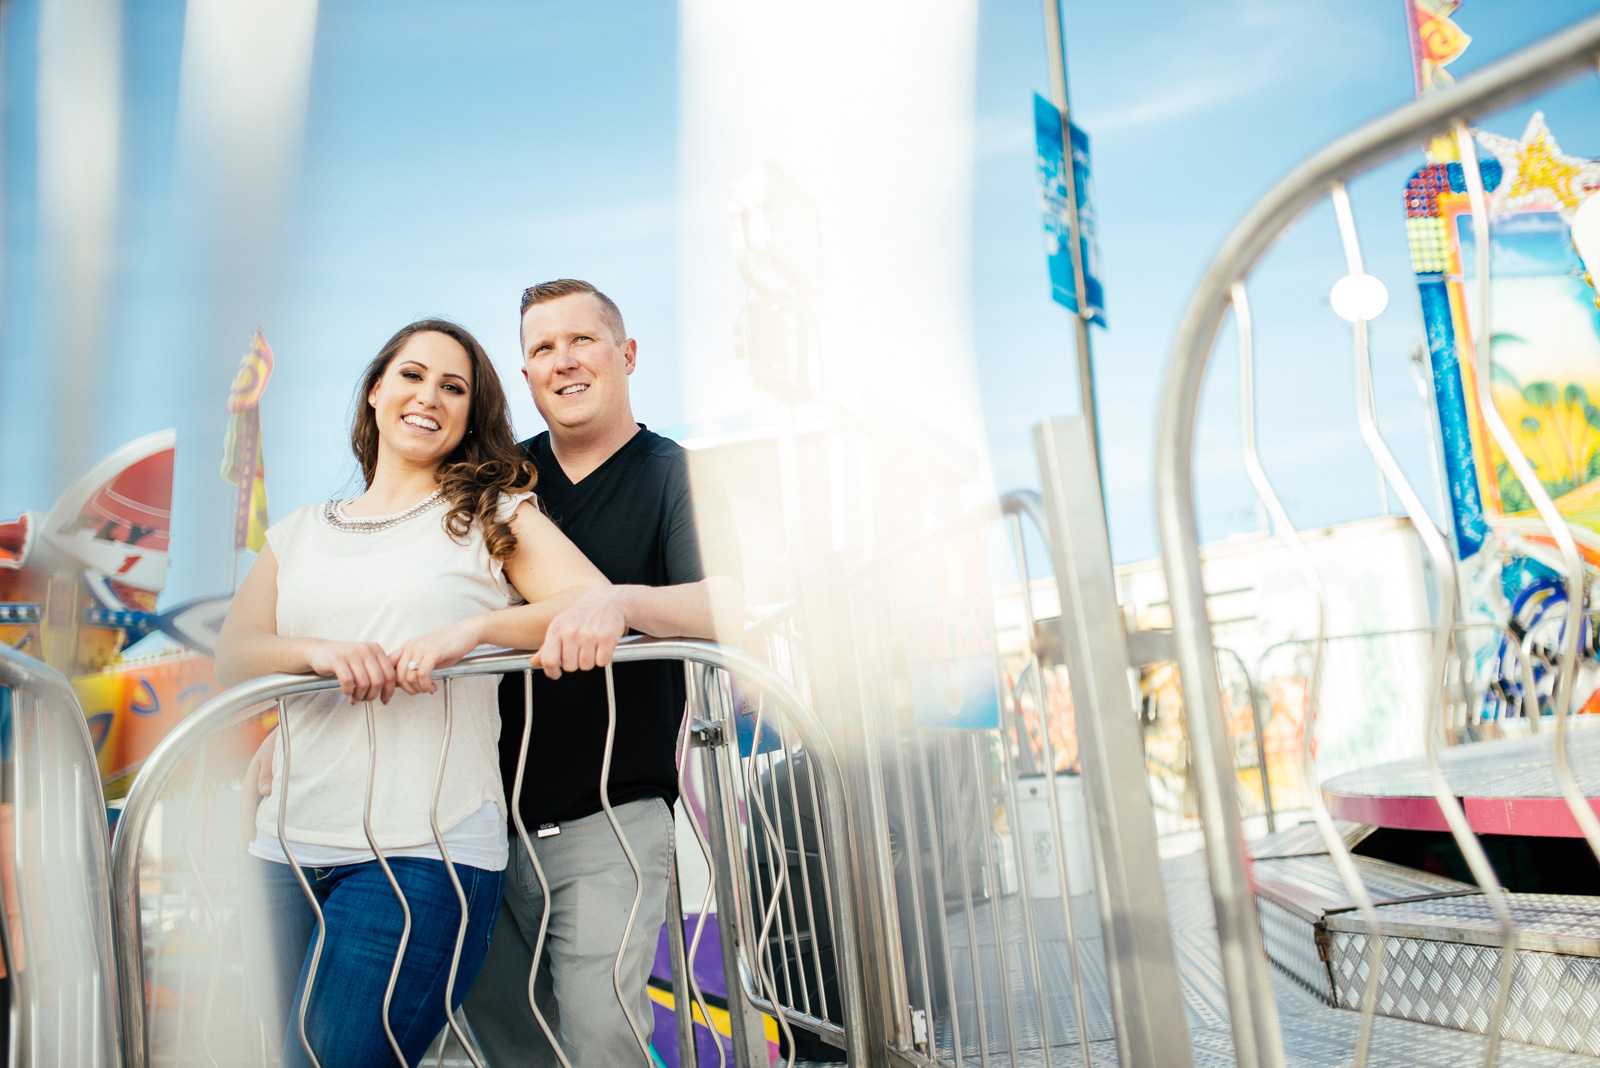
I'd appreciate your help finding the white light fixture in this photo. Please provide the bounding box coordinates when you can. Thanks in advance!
[1329,273,1389,322]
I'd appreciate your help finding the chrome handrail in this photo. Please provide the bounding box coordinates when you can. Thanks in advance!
[0,643,124,1068]
[1519,612,1599,724]
[1211,644,1275,831]
[110,637,868,1068]
[1152,16,1600,1068]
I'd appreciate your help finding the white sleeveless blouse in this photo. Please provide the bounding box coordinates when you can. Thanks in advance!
[254,491,530,853]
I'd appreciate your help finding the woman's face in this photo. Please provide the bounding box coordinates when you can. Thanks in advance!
[367,331,473,470]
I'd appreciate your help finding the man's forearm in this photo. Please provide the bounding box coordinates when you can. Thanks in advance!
[475,584,594,651]
[617,576,743,641]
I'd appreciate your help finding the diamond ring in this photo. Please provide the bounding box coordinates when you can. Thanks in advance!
[407,661,420,671]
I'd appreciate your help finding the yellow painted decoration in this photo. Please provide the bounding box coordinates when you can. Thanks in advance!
[74,651,272,795]
[1509,134,1585,213]
[1407,0,1470,94]
[1475,114,1600,221]
[0,625,39,659]
[1407,216,1450,273]
[645,985,781,1044]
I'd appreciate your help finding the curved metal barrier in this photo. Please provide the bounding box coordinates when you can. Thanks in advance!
[783,483,1191,1068]
[109,638,866,1068]
[0,643,124,1068]
[1154,15,1600,1068]
[1254,622,1532,757]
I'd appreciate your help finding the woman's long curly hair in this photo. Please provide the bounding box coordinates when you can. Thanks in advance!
[350,319,535,560]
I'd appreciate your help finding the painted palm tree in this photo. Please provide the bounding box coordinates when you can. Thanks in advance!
[1488,340,1600,506]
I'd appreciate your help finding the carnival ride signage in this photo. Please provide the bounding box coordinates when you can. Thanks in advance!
[1033,94,1105,327]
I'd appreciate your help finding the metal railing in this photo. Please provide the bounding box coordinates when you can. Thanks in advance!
[1136,644,1276,841]
[100,468,1198,1068]
[738,480,1193,1068]
[0,643,124,1068]
[108,639,866,1068]
[1251,622,1535,799]
[1153,15,1600,1068]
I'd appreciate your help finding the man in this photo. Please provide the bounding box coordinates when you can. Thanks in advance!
[464,279,742,1067]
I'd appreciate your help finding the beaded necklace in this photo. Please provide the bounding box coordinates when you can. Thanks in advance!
[320,489,444,533]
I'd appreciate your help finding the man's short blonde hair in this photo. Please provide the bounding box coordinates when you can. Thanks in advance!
[519,279,626,343]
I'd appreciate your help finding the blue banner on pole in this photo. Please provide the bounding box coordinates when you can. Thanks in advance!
[1034,93,1105,326]
[730,678,783,757]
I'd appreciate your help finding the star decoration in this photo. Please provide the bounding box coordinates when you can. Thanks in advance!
[1475,112,1600,220]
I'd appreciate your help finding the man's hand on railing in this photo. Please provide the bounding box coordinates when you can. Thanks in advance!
[237,729,277,851]
[535,586,629,678]
[534,579,740,679]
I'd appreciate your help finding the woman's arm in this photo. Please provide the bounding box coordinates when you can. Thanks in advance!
[214,543,398,703]
[390,502,609,692]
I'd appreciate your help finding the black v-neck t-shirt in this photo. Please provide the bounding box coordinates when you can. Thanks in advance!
[497,426,739,827]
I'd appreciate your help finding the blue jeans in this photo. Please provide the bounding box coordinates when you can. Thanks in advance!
[242,856,503,1068]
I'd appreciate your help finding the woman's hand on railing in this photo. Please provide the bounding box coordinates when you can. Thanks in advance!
[390,619,486,695]
[305,639,398,704]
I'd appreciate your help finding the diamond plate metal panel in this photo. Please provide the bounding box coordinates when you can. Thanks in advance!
[1259,854,1476,907]
[1257,894,1335,1003]
[1171,922,1234,1032]
[1251,819,1374,860]
[1326,930,1600,1056]
[1323,892,1600,956]
[1254,853,1478,925]
[914,849,1600,1068]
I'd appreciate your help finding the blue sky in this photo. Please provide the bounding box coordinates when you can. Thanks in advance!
[967,0,1600,560]
[3,0,1600,601]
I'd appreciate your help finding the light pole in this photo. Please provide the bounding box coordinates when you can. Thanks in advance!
[1040,0,1102,489]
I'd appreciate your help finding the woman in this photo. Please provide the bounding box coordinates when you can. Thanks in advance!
[216,318,606,1068]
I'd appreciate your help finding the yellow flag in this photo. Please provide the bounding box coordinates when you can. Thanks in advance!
[223,331,275,552]
[244,436,269,553]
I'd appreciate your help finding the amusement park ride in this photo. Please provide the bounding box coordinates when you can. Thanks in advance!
[0,430,249,796]
[7,3,1600,1068]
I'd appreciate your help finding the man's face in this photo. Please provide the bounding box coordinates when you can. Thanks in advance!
[520,293,636,435]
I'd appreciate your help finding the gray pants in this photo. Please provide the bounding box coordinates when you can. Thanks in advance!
[465,798,674,1067]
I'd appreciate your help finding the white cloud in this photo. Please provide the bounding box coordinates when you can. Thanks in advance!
[1079,69,1272,134]
[1069,0,1384,136]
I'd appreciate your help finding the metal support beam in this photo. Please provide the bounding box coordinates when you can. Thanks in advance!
[1033,416,1192,1068]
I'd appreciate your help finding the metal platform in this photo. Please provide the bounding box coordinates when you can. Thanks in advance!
[1250,819,1374,860]
[902,849,1600,1067]
[1323,724,1600,837]
[1250,823,1600,1059]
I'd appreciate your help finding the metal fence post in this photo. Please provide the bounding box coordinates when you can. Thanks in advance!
[694,674,778,1068]
[665,853,698,1068]
[799,566,899,1066]
[1033,416,1194,1068]
[0,643,124,1068]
